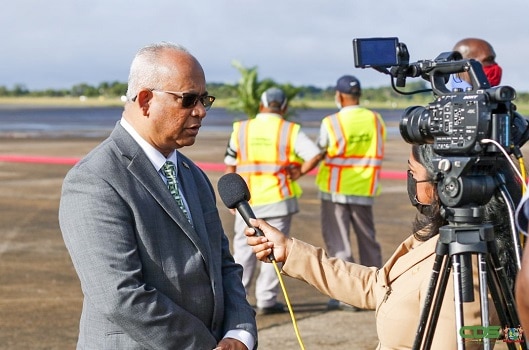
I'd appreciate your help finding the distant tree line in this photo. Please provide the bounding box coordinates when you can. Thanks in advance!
[3,81,527,104]
[0,80,450,97]
[2,62,528,111]
[0,81,129,98]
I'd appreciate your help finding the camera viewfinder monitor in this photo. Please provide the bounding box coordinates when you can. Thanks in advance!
[353,37,400,68]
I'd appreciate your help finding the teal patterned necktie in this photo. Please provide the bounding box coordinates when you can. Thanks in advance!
[161,161,192,224]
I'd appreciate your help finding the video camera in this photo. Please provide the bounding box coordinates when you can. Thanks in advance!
[352,37,529,157]
[353,37,529,212]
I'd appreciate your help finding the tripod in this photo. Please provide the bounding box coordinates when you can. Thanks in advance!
[413,159,527,350]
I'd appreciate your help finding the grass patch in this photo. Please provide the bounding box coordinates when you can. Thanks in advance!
[1,96,528,115]
[0,96,126,107]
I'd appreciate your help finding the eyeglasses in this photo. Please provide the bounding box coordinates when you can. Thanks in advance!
[154,89,216,111]
[132,89,216,111]
[153,90,215,110]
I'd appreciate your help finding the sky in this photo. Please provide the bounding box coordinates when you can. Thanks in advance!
[3,0,529,93]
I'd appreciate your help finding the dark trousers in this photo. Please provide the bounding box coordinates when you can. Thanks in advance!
[320,200,382,268]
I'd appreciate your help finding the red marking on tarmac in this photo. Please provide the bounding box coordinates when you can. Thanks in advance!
[0,155,407,180]
[379,170,407,180]
[0,155,81,165]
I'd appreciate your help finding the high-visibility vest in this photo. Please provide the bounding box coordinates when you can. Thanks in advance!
[232,114,304,206]
[316,108,386,197]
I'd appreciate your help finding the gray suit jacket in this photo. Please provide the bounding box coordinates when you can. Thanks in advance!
[59,123,257,349]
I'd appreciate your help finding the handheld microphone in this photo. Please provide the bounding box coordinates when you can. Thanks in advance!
[217,173,275,261]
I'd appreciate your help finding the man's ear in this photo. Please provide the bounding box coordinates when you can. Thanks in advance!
[136,90,153,116]
[335,91,343,103]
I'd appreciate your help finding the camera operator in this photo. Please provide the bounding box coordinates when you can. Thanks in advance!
[450,37,503,90]
[245,143,517,349]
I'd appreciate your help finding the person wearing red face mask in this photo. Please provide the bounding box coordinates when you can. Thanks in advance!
[449,37,503,89]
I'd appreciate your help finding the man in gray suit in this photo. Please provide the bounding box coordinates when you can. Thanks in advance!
[59,42,257,349]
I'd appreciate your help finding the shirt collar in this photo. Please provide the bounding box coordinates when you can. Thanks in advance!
[120,117,177,173]
[340,105,360,112]
[255,112,283,120]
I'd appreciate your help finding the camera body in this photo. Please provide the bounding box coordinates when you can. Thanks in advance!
[400,87,515,156]
[353,37,522,157]
[353,37,529,211]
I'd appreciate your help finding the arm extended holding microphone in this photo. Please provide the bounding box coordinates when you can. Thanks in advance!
[217,173,293,263]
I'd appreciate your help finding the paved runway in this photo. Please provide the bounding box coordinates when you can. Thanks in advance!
[0,130,517,349]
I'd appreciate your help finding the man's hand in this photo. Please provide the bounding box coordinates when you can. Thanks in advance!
[286,164,302,181]
[214,337,248,350]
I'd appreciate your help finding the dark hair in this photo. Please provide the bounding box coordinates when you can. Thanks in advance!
[484,191,518,281]
[267,101,284,112]
[411,144,447,241]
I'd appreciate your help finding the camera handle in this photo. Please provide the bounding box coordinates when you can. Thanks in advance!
[426,59,490,96]
[388,54,491,95]
[413,208,526,350]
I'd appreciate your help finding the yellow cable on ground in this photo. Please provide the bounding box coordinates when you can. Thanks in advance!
[272,260,306,350]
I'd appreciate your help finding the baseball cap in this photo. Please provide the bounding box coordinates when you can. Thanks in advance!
[335,75,361,95]
[260,87,287,109]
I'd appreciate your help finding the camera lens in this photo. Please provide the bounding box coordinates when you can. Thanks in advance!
[399,106,434,145]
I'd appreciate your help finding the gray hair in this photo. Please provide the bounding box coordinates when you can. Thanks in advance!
[125,42,189,101]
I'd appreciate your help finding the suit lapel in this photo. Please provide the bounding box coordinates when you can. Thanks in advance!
[177,157,213,261]
[111,124,210,264]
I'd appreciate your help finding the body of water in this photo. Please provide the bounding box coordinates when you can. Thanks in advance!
[0,106,404,138]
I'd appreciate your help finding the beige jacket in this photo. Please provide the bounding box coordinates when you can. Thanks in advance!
[282,235,497,349]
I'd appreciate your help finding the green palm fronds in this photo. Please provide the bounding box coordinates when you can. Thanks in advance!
[228,60,300,120]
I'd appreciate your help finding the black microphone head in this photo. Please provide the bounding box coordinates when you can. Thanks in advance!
[217,173,251,209]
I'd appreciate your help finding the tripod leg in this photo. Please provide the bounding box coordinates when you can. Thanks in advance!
[486,241,528,349]
[477,253,492,349]
[413,239,450,350]
[422,254,452,350]
[487,264,522,350]
[452,255,467,350]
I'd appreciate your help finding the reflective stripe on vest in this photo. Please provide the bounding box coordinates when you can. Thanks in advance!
[317,109,385,196]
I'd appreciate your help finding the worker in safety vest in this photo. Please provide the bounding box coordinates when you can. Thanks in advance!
[315,75,386,311]
[224,87,322,315]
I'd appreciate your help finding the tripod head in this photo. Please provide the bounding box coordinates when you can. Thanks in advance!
[433,155,499,224]
[432,152,522,228]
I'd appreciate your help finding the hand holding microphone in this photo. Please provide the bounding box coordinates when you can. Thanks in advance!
[217,173,291,263]
[245,218,291,263]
